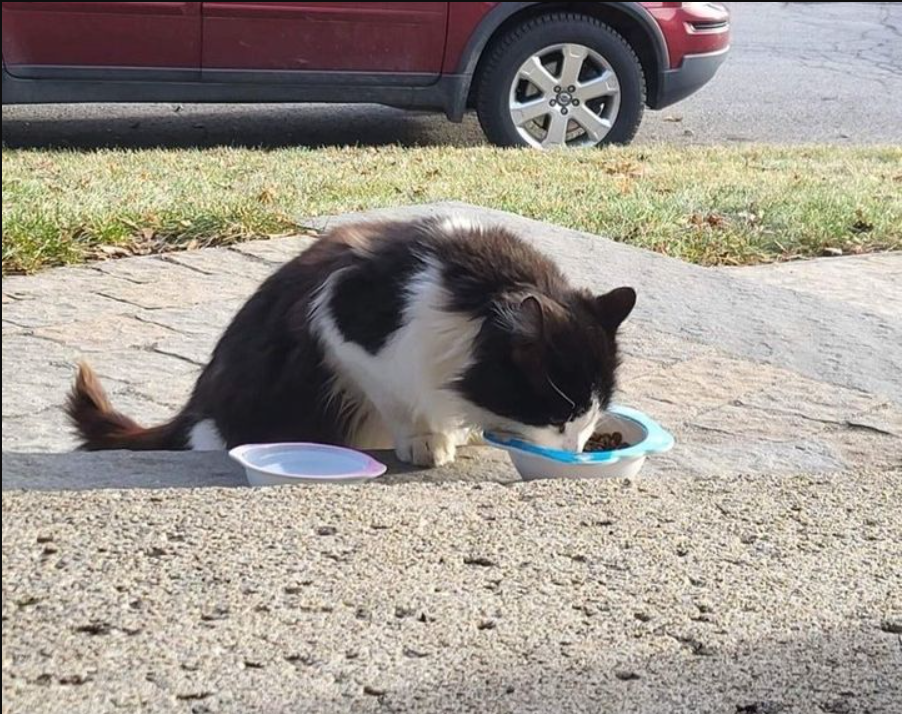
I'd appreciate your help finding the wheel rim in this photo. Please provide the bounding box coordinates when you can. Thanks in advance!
[508,43,622,149]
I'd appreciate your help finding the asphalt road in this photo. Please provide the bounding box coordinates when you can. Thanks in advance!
[1,2,900,149]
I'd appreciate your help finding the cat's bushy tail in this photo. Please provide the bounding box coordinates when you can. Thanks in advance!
[66,362,189,450]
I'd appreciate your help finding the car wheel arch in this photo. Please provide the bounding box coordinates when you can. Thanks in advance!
[460,2,667,108]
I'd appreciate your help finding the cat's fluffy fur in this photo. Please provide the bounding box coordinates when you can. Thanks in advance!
[67,216,636,466]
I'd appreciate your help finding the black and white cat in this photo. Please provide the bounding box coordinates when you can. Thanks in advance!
[68,216,636,466]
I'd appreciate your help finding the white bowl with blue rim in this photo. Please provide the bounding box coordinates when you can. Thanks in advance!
[484,406,674,481]
[230,443,387,487]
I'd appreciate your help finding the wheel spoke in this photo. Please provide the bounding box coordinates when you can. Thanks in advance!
[518,56,558,95]
[574,70,620,100]
[559,44,588,88]
[510,97,551,127]
[571,106,612,143]
[542,112,570,148]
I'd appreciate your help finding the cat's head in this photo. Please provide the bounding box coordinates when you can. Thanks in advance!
[458,287,636,452]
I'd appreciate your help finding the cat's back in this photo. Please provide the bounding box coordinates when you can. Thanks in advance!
[414,216,570,314]
[315,216,563,283]
[316,216,571,316]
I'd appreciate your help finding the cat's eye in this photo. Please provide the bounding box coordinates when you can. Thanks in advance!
[557,424,566,435]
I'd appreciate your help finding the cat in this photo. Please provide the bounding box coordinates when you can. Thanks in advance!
[67,215,636,466]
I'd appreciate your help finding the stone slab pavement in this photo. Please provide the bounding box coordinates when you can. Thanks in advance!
[3,205,901,713]
[728,253,902,323]
[3,203,901,480]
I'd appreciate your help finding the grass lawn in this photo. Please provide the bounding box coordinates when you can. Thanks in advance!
[2,144,899,274]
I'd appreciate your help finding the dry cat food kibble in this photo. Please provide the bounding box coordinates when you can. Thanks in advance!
[585,432,633,452]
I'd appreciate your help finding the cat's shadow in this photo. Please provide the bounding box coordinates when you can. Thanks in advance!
[368,447,518,486]
[0,447,519,493]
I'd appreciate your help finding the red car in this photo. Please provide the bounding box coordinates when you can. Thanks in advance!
[1,2,730,148]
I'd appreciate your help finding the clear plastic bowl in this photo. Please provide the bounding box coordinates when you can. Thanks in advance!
[230,442,387,487]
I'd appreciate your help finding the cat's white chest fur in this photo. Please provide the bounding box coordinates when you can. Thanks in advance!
[310,259,482,465]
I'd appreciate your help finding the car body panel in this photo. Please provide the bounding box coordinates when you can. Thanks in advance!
[1,1,730,124]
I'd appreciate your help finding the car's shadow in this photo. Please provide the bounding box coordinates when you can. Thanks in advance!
[1,103,487,150]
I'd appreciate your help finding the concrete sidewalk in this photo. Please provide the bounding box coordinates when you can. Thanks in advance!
[3,470,901,714]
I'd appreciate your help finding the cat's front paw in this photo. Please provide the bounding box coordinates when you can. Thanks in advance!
[395,432,457,467]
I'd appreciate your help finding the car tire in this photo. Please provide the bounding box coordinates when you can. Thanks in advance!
[475,13,646,149]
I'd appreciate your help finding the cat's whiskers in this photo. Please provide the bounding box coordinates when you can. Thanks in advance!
[546,375,576,414]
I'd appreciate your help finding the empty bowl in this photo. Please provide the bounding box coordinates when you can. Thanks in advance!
[230,443,387,487]
[484,406,674,481]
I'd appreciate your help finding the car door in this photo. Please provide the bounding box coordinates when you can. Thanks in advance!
[1,2,201,80]
[201,2,448,85]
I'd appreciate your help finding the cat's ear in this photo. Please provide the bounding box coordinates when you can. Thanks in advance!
[517,295,546,340]
[594,287,636,333]
[510,296,548,390]
[499,294,547,341]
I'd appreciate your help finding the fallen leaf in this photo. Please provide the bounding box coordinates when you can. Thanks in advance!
[257,187,277,204]
[98,245,130,257]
